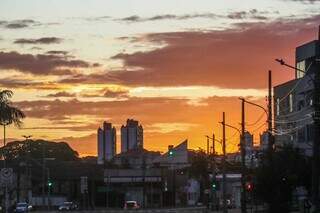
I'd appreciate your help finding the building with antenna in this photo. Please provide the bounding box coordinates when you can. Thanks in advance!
[274,34,320,156]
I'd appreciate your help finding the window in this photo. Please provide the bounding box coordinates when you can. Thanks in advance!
[298,100,304,111]
[307,124,314,141]
[296,60,305,79]
[289,94,293,112]
[276,98,280,116]
[298,127,305,143]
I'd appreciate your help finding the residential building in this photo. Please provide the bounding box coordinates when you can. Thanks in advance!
[244,131,254,155]
[274,38,319,156]
[259,131,269,151]
[97,121,117,164]
[121,119,143,153]
[97,127,104,164]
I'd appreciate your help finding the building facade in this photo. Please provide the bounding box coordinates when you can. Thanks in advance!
[274,39,319,156]
[121,119,143,153]
[97,122,117,164]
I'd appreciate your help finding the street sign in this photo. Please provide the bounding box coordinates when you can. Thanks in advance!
[80,176,88,194]
[0,168,13,186]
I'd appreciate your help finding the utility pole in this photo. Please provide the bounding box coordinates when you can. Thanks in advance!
[268,70,273,152]
[207,136,210,155]
[42,142,46,207]
[240,98,247,213]
[212,133,215,155]
[312,33,320,211]
[221,112,228,213]
[211,133,217,210]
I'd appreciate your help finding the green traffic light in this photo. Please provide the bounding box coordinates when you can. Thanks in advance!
[169,150,173,156]
[48,181,52,187]
[212,183,216,189]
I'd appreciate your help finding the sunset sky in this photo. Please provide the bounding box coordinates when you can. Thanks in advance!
[0,0,319,156]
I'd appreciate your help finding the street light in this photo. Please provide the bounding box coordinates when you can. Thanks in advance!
[239,98,268,116]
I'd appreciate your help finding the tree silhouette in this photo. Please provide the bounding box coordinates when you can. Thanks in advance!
[0,139,79,162]
[0,90,25,162]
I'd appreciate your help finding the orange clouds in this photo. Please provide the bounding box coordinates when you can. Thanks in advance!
[106,16,320,88]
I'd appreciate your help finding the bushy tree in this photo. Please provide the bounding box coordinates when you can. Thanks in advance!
[254,145,311,213]
[0,139,79,161]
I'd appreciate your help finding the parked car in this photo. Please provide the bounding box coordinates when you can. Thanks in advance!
[58,202,78,211]
[124,201,140,210]
[14,203,32,213]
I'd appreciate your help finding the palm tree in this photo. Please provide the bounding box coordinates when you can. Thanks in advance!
[0,90,25,158]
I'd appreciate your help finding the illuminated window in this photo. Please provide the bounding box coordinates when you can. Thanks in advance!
[276,98,280,116]
[289,94,293,112]
[296,60,305,79]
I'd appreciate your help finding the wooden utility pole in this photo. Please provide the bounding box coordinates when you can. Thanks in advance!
[221,112,228,213]
[240,99,247,213]
[207,136,210,155]
[212,133,215,155]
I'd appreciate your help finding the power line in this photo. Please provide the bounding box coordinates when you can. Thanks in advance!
[246,111,266,127]
[278,61,313,104]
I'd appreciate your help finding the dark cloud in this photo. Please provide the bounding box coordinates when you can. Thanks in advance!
[104,15,320,88]
[118,10,270,23]
[46,50,69,55]
[118,13,218,22]
[0,51,93,75]
[0,78,61,89]
[103,88,128,98]
[45,91,76,98]
[6,23,28,29]
[14,37,62,45]
[227,9,268,20]
[79,88,128,98]
[4,19,38,29]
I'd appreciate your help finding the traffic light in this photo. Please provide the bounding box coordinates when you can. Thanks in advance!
[212,182,217,190]
[246,182,253,191]
[48,180,53,187]
[168,145,174,157]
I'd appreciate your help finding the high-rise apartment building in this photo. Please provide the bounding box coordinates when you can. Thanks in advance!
[97,121,116,164]
[121,119,143,153]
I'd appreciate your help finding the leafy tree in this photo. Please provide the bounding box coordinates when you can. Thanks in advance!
[254,145,311,213]
[0,139,79,161]
[189,149,210,179]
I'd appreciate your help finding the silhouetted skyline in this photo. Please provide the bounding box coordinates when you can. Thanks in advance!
[0,0,319,155]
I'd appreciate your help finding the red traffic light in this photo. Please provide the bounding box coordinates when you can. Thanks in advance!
[246,182,253,191]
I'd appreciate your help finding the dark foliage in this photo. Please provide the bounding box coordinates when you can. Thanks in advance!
[254,145,311,213]
[0,139,79,162]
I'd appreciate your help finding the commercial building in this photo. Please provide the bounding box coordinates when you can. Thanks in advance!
[274,38,319,156]
[104,140,190,208]
[97,121,117,164]
[121,119,143,153]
